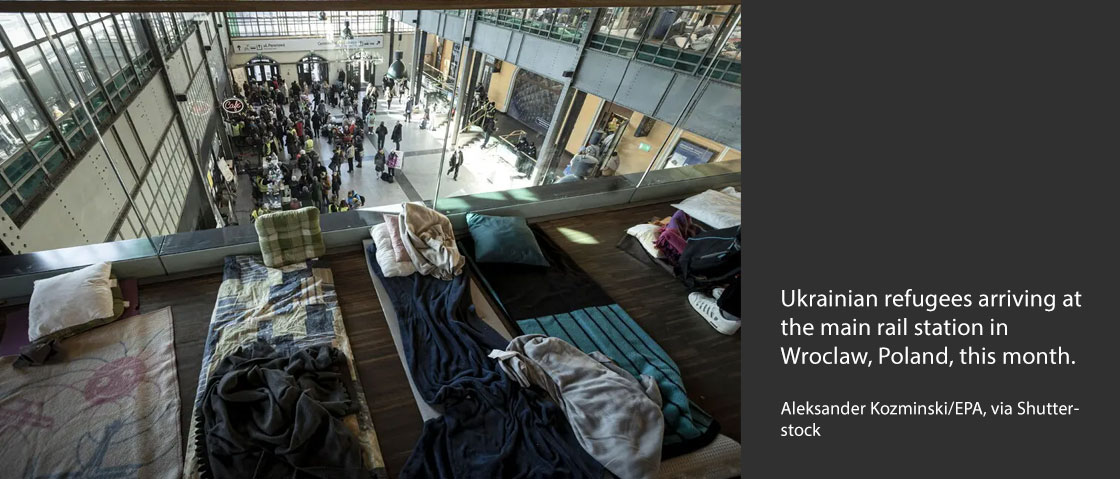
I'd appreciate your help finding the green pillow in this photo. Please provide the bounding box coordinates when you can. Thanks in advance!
[466,213,549,267]
[255,206,325,267]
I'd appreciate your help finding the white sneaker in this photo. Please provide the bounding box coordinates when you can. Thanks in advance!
[689,292,740,335]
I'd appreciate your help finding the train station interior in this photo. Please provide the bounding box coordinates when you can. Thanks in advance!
[0,5,741,478]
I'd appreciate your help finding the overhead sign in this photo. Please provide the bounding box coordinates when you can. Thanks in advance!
[222,98,245,114]
[232,36,384,54]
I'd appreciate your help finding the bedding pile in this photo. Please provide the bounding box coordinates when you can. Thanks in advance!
[197,340,367,479]
[0,307,182,478]
[184,255,385,479]
[490,334,665,479]
[366,239,604,478]
[400,202,464,279]
[465,226,722,457]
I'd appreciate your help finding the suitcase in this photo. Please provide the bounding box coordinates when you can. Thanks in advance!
[381,171,394,183]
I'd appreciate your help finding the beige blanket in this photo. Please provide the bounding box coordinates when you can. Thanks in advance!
[400,202,464,280]
[0,307,181,478]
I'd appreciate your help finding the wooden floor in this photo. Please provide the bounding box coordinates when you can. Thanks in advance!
[131,201,740,478]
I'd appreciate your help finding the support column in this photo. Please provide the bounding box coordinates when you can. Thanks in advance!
[531,8,600,185]
[411,12,424,100]
[446,12,477,152]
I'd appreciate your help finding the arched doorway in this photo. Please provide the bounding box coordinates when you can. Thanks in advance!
[346,51,382,87]
[244,55,280,84]
[297,54,328,85]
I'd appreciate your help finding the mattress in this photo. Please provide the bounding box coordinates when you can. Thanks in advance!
[183,255,386,478]
[362,238,516,420]
[364,241,604,477]
[461,226,723,457]
[398,235,742,477]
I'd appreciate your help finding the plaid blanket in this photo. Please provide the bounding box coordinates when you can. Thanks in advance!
[183,255,385,478]
[254,206,326,267]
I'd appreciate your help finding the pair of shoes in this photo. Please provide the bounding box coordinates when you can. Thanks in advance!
[689,291,740,335]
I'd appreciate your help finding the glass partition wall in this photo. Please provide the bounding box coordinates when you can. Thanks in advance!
[426,7,741,214]
[0,6,740,266]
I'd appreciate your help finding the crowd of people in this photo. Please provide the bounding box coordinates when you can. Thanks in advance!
[227,71,421,221]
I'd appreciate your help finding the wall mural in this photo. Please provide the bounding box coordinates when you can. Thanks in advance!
[507,69,563,134]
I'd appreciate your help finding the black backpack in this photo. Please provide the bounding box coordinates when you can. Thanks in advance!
[677,226,741,289]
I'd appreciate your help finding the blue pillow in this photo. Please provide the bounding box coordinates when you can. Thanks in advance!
[466,213,549,267]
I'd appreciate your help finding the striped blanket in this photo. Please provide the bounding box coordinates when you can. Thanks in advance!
[518,304,718,456]
[183,255,385,478]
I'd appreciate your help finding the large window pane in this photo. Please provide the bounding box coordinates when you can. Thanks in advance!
[16,168,48,200]
[24,13,48,39]
[3,151,37,184]
[31,134,57,158]
[1,194,21,216]
[117,13,150,59]
[0,13,33,47]
[47,13,72,33]
[19,46,74,121]
[0,113,23,161]
[81,26,110,78]
[36,42,82,109]
[92,21,123,76]
[60,33,99,94]
[0,57,47,139]
[43,149,66,174]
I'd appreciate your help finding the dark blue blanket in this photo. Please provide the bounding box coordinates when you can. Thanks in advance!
[367,244,603,479]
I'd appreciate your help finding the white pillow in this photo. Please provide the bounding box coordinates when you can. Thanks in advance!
[28,262,114,342]
[371,224,417,277]
[626,223,664,259]
[671,189,741,229]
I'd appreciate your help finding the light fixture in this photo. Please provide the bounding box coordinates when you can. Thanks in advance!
[386,51,408,80]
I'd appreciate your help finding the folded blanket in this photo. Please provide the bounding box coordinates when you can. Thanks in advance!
[491,335,665,479]
[400,202,464,280]
[197,341,368,479]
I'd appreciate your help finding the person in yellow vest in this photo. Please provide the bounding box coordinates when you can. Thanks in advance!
[250,204,266,222]
[304,135,314,153]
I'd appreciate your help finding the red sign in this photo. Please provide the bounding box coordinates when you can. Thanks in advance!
[189,100,212,116]
[222,98,245,114]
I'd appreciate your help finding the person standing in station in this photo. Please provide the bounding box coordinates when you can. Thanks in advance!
[404,96,414,123]
[375,122,388,150]
[346,142,356,173]
[331,169,342,200]
[391,121,403,151]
